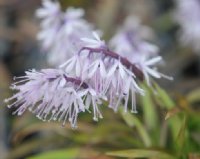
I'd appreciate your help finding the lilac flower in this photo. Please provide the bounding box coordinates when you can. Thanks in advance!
[63,7,89,35]
[36,0,62,27]
[109,16,159,59]
[109,16,171,86]
[5,29,170,127]
[36,0,93,66]
[5,69,102,128]
[60,32,144,113]
[134,55,167,85]
[81,32,107,49]
[174,0,200,52]
[36,0,62,50]
[105,61,144,113]
[6,2,171,127]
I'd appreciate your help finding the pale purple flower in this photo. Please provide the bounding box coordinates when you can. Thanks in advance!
[36,0,62,27]
[60,33,145,113]
[109,16,159,60]
[105,61,144,113]
[5,69,102,128]
[63,7,88,35]
[134,55,166,85]
[174,0,200,52]
[81,32,107,49]
[36,0,63,50]
[36,0,93,66]
[5,2,172,127]
[6,23,171,127]
[109,16,171,86]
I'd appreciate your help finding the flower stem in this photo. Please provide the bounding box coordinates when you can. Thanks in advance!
[63,74,89,89]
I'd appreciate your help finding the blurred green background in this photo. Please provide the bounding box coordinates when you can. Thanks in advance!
[0,0,200,159]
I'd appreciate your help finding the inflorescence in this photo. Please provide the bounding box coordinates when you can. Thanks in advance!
[5,0,172,128]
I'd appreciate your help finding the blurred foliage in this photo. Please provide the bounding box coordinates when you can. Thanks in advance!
[1,0,200,159]
[59,0,94,8]
[5,84,200,159]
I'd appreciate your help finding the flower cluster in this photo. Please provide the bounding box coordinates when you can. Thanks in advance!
[109,16,171,85]
[5,0,171,128]
[36,0,93,65]
[5,69,102,128]
[174,0,200,52]
[61,32,145,113]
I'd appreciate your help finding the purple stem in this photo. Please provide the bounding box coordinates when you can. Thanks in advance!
[79,47,144,80]
[63,74,89,89]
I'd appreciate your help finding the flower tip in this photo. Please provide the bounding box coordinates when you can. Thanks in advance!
[92,31,100,40]
[161,73,174,81]
[4,99,8,103]
[140,90,146,96]
[28,108,33,111]
[10,85,16,90]
[93,117,98,121]
[71,125,78,129]
[61,122,66,127]
[69,118,72,122]
[53,117,57,121]
[18,112,23,116]
[168,76,174,81]
[131,110,138,114]
[12,111,16,115]
[36,114,41,119]
[7,105,12,108]
[101,95,108,101]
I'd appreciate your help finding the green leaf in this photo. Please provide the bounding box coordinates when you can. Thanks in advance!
[7,136,65,159]
[176,115,188,157]
[153,83,184,151]
[140,84,158,130]
[187,88,200,103]
[165,107,180,120]
[107,149,177,159]
[154,83,175,109]
[28,148,113,159]
[28,148,79,159]
[119,108,152,147]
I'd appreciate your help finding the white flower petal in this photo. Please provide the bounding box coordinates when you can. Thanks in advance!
[145,56,162,66]
[99,60,107,77]
[131,79,144,95]
[124,77,131,94]
[92,31,101,41]
[59,56,75,68]
[77,89,88,97]
[85,95,92,110]
[88,88,97,96]
[75,58,81,76]
[59,77,66,87]
[81,38,99,44]
[145,67,161,78]
[107,63,118,77]
[88,61,99,78]
[65,58,76,73]
[118,63,126,79]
